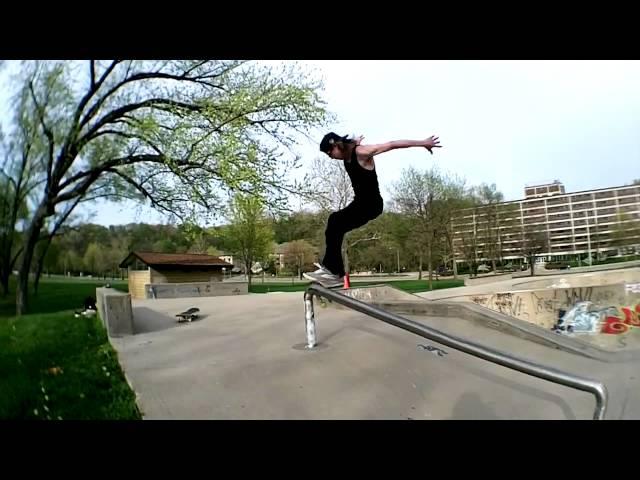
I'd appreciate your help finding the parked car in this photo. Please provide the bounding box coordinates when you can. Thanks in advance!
[544,261,571,270]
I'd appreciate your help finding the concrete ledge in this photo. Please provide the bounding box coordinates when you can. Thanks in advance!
[512,260,640,278]
[96,287,134,337]
[145,281,248,299]
[464,272,513,286]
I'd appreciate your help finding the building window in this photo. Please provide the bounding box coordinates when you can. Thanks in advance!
[572,194,593,202]
[595,190,615,199]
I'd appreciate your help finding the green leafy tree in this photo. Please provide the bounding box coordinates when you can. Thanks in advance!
[224,194,275,286]
[5,60,329,314]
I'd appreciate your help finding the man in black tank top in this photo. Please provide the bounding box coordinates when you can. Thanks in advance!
[303,131,442,288]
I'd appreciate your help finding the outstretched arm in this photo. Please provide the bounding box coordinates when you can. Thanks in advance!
[356,136,441,157]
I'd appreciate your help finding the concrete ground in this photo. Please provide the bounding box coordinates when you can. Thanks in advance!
[111,288,639,420]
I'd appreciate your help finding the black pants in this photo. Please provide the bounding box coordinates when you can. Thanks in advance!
[322,198,383,277]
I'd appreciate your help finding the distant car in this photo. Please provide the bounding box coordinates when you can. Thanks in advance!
[544,261,571,270]
[477,265,491,273]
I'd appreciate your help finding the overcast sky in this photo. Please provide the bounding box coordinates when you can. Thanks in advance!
[2,60,639,226]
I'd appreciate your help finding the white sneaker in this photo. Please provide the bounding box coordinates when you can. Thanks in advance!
[303,265,344,288]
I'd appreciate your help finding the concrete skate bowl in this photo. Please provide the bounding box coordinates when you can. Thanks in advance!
[325,284,640,361]
[461,276,640,358]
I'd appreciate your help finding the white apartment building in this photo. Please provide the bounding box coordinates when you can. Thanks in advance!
[452,181,640,264]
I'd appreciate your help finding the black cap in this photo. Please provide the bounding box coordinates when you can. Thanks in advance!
[319,132,348,153]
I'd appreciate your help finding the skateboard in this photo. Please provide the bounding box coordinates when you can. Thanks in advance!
[176,307,200,323]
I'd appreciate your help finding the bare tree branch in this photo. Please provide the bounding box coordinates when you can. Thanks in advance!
[90,61,96,89]
[28,81,55,181]
[58,154,165,192]
[77,63,235,136]
[348,234,380,248]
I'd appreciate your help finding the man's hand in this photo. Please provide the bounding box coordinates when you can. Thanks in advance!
[355,135,365,145]
[423,136,441,154]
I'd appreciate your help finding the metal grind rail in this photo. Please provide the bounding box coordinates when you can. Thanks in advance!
[303,284,608,420]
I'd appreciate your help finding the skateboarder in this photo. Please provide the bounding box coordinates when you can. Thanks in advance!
[303,132,442,287]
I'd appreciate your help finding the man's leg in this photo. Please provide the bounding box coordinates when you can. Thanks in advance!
[322,202,372,277]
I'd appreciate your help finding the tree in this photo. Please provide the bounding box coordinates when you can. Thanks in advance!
[224,193,275,286]
[83,242,104,276]
[42,239,60,277]
[282,239,316,279]
[104,240,128,279]
[473,183,504,272]
[152,238,178,253]
[271,210,322,244]
[432,177,468,279]
[383,212,413,274]
[458,218,480,277]
[0,175,27,295]
[182,224,212,254]
[58,249,82,276]
[5,60,329,314]
[33,201,84,295]
[342,219,381,275]
[520,224,548,276]
[392,166,459,288]
[308,155,354,213]
[0,105,41,296]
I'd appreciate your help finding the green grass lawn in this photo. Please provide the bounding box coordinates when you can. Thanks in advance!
[0,277,140,420]
[0,276,127,317]
[248,278,464,294]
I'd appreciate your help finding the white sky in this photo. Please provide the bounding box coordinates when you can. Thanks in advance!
[2,60,639,226]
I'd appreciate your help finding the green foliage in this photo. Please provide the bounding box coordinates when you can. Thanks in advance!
[223,194,275,283]
[4,60,331,312]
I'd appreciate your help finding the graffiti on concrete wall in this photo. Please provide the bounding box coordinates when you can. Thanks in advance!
[626,283,640,294]
[471,283,640,334]
[471,293,528,319]
[553,286,618,307]
[553,301,640,335]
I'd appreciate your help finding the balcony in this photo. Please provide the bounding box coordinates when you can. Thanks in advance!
[548,214,572,222]
[547,206,571,215]
[596,207,617,216]
[595,199,617,208]
[571,201,594,211]
[523,208,545,216]
[597,217,617,225]
[617,187,640,197]
[523,200,545,208]
[595,190,615,200]
[547,196,569,206]
[620,205,640,213]
[619,196,639,205]
[572,194,593,202]
[523,216,546,225]
[548,222,572,230]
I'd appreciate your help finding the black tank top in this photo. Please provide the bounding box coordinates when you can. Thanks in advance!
[344,147,382,200]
